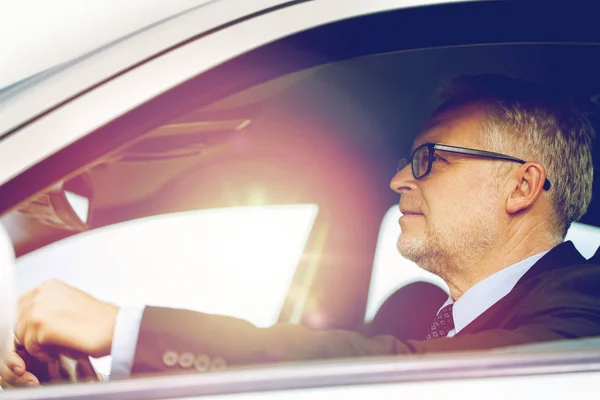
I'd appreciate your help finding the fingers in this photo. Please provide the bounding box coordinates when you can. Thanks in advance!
[14,288,34,346]
[1,350,40,388]
[14,279,117,362]
[0,369,40,387]
[15,288,53,363]
[4,348,26,375]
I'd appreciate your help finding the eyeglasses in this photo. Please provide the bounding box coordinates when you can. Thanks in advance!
[397,143,551,191]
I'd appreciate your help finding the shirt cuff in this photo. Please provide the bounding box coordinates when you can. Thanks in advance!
[110,306,144,379]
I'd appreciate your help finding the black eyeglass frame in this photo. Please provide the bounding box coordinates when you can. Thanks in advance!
[398,143,552,191]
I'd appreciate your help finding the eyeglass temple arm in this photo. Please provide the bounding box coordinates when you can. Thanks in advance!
[433,144,551,190]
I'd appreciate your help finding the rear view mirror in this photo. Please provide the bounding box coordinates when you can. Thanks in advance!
[46,183,91,230]
[63,191,90,225]
[17,174,93,232]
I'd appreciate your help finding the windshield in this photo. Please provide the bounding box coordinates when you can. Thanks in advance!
[15,204,319,375]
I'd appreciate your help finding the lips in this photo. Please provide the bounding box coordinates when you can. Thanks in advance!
[400,210,423,216]
[399,200,423,216]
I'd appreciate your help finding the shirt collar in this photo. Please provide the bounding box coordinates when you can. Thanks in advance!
[438,250,550,334]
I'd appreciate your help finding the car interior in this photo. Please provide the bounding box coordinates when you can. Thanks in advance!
[1,1,600,385]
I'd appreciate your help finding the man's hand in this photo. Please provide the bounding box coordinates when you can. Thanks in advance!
[0,345,40,388]
[15,279,118,363]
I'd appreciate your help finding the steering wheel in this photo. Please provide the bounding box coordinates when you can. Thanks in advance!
[0,222,99,385]
[16,343,101,384]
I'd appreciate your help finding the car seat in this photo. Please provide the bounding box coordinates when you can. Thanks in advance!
[366,281,447,340]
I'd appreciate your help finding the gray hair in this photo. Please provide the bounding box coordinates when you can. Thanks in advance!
[432,74,595,239]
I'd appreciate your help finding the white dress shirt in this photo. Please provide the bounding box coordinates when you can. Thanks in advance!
[110,306,144,378]
[439,250,549,338]
[109,250,550,377]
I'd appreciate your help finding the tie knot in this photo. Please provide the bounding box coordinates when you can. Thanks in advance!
[425,303,455,340]
[437,304,454,319]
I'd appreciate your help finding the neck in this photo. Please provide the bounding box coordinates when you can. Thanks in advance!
[443,229,560,301]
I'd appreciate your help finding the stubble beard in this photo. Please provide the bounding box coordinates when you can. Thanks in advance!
[396,200,500,281]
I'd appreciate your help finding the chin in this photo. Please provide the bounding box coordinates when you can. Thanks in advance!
[397,233,428,262]
[397,233,444,273]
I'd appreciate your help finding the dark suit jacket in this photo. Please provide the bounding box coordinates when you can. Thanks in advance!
[131,241,600,375]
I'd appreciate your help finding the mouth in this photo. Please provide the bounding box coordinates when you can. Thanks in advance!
[398,209,424,225]
[400,210,423,216]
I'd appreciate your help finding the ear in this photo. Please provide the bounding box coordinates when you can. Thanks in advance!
[506,162,547,214]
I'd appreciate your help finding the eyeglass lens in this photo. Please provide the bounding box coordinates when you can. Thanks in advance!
[397,145,430,177]
[413,145,430,178]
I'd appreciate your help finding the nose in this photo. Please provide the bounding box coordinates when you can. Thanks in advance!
[390,162,416,194]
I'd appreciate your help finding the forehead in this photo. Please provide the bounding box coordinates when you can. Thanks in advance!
[413,104,486,151]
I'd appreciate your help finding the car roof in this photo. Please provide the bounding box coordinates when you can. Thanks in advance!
[0,0,299,139]
[0,0,210,89]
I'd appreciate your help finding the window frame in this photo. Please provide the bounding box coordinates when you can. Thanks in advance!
[2,0,600,330]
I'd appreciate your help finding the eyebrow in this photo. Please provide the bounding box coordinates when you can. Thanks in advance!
[410,141,426,153]
[410,140,433,153]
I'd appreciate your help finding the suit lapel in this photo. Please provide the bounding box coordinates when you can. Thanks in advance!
[456,241,586,336]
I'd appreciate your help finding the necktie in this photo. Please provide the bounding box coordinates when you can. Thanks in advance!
[425,303,455,340]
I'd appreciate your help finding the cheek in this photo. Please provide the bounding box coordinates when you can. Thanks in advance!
[423,180,491,222]
[424,185,462,213]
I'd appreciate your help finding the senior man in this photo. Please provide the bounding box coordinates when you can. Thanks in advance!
[3,74,600,386]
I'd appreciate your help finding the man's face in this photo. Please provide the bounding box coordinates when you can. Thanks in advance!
[390,105,505,278]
